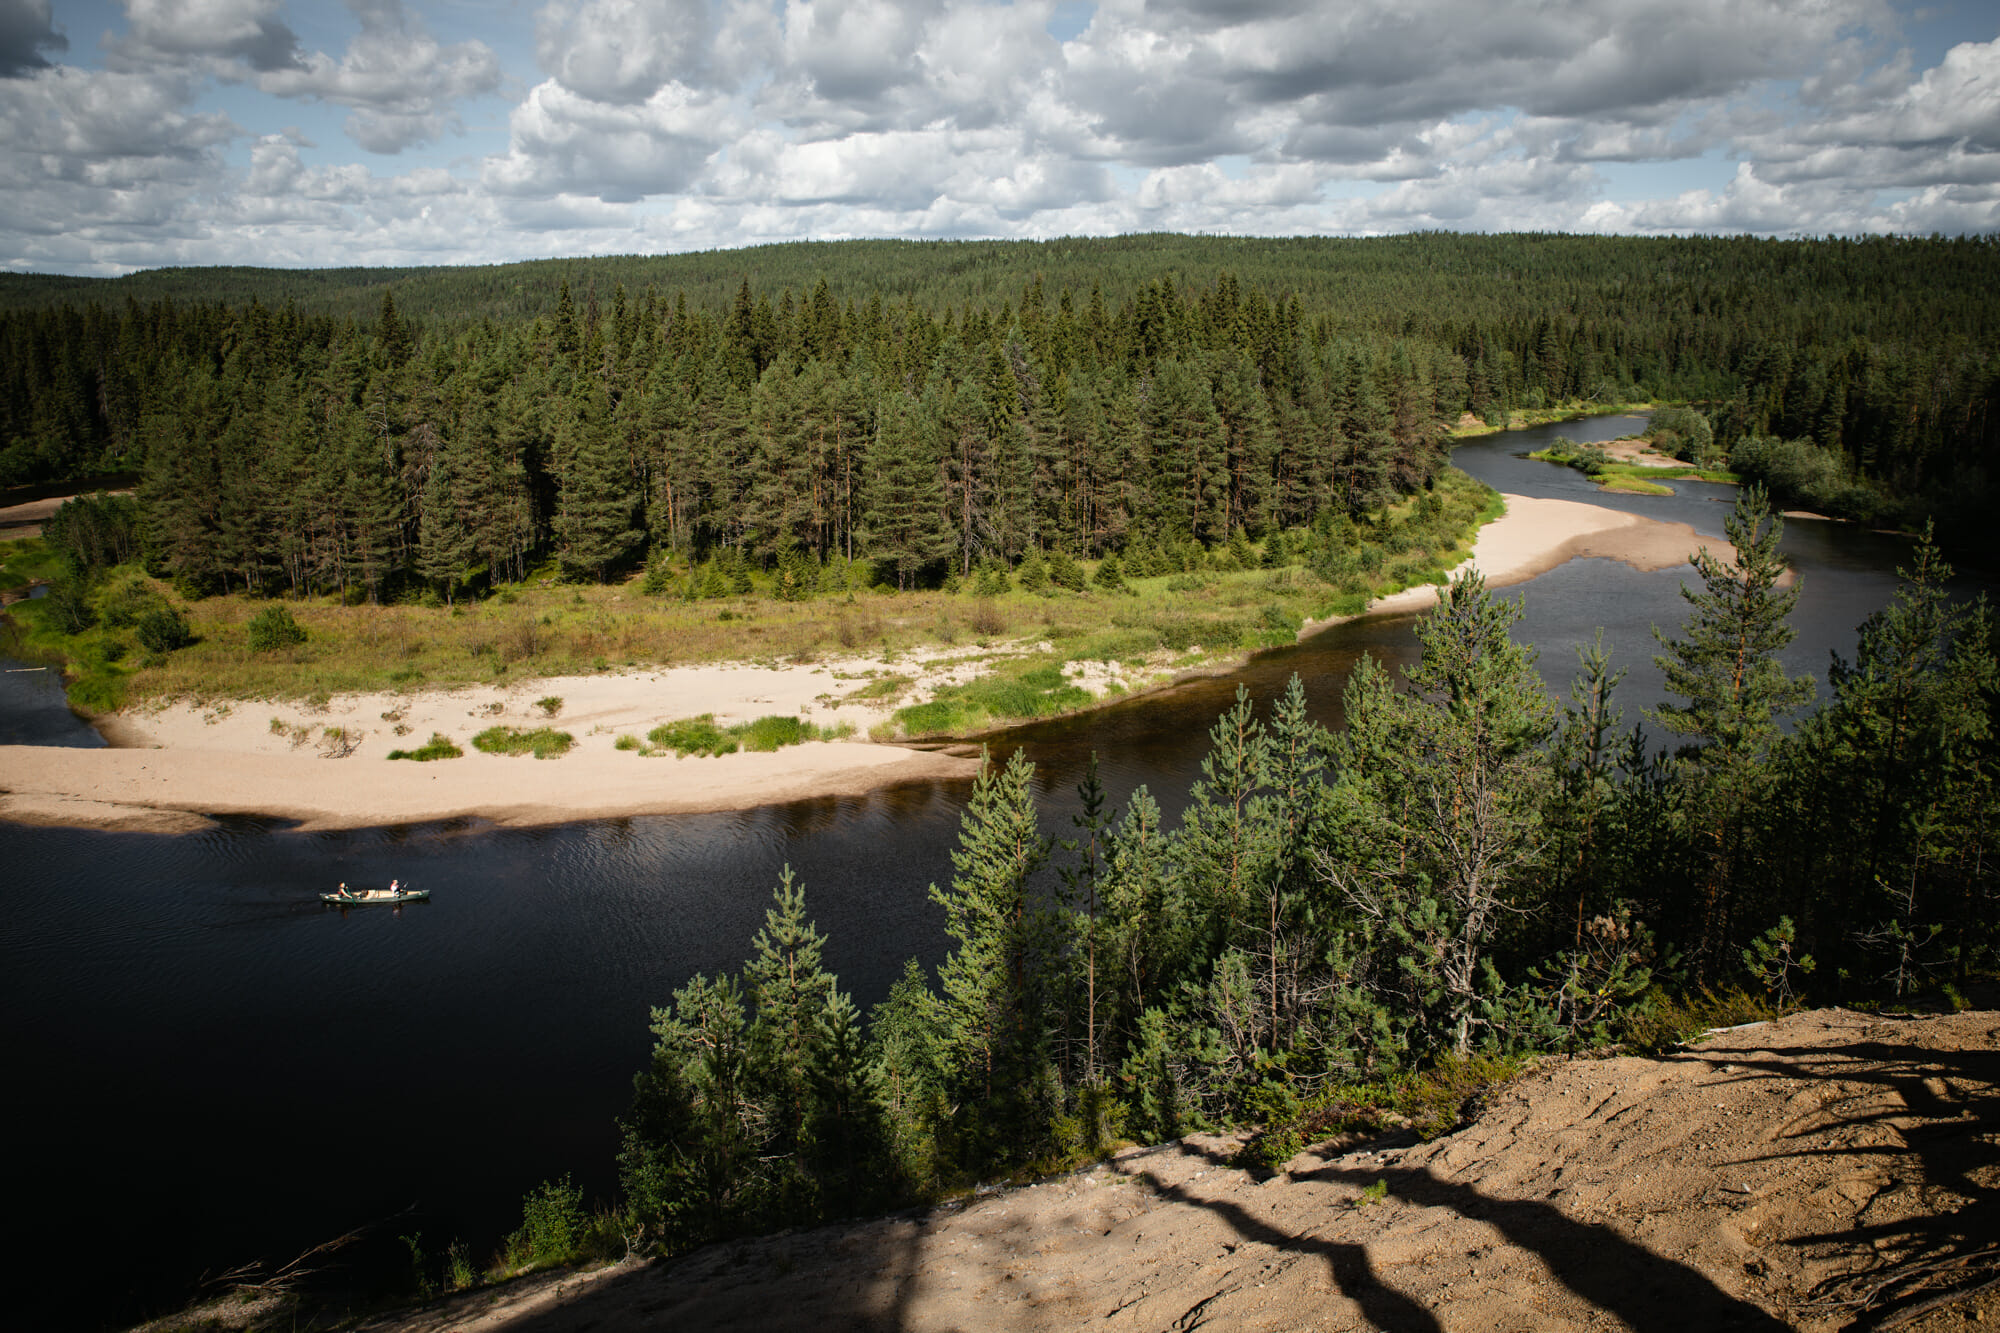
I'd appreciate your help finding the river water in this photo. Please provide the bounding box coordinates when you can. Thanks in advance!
[1,416,1970,1329]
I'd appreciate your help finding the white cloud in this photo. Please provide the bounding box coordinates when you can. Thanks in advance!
[252,0,501,152]
[483,76,731,200]
[535,0,713,103]
[4,0,1997,273]
[109,0,303,73]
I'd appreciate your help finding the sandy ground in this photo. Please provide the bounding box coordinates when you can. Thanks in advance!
[1310,491,1740,628]
[0,488,132,541]
[2,493,1741,834]
[331,1007,1997,1333]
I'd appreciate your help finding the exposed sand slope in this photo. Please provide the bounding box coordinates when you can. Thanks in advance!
[352,1007,1999,1333]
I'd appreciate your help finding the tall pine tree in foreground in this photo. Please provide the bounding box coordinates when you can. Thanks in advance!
[1328,572,1556,1055]
[1648,486,1813,976]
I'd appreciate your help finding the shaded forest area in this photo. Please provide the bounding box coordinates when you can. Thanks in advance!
[3,233,1998,604]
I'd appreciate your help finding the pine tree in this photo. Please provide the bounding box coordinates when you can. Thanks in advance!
[1785,525,1995,992]
[1329,573,1556,1054]
[928,749,1050,1156]
[1648,487,1814,974]
[618,972,754,1251]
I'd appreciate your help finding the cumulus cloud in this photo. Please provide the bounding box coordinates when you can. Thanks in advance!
[1,0,67,77]
[110,0,303,74]
[535,0,714,103]
[5,0,1998,273]
[254,0,501,152]
[484,77,730,200]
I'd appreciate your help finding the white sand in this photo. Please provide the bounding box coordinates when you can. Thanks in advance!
[0,493,1735,833]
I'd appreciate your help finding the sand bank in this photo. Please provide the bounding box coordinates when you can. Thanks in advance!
[1,493,1735,834]
[1311,491,1736,626]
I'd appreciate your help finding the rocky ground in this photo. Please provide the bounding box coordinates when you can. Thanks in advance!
[200,1007,2000,1333]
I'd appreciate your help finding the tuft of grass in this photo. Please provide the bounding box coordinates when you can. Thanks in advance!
[535,694,564,717]
[613,733,641,751]
[648,715,737,757]
[846,673,913,701]
[472,725,575,759]
[1619,986,1776,1054]
[388,732,463,761]
[644,713,852,755]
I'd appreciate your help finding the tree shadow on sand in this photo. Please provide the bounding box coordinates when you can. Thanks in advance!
[1159,1138,1788,1332]
[1667,1033,2000,1329]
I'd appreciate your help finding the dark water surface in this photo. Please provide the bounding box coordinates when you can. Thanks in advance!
[2,416,1975,1329]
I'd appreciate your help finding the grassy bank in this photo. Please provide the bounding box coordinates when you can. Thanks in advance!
[0,469,1498,731]
[1527,431,1740,496]
[1450,401,1656,439]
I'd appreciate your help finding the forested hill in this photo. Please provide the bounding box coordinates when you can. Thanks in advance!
[4,233,1999,599]
[6,232,1999,343]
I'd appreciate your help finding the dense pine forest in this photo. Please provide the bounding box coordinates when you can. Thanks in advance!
[591,494,1995,1267]
[4,234,1999,606]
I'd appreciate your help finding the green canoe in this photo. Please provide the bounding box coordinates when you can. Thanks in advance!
[321,888,430,905]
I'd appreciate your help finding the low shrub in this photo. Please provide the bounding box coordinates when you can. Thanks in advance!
[388,732,463,761]
[472,725,575,759]
[247,604,308,652]
[648,715,738,757]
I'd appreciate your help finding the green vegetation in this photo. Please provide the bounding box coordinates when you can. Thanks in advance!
[887,662,1093,738]
[1529,433,1740,496]
[647,715,736,757]
[641,712,851,756]
[597,489,1995,1266]
[0,458,1494,719]
[471,725,575,759]
[387,732,463,761]
[246,604,307,652]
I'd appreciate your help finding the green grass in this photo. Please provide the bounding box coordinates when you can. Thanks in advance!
[887,661,1094,738]
[1236,1051,1534,1171]
[387,732,463,761]
[642,712,854,756]
[0,535,67,590]
[1451,401,1657,438]
[647,715,737,756]
[471,725,575,758]
[845,673,914,700]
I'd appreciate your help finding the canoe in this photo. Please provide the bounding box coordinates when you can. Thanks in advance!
[321,888,430,905]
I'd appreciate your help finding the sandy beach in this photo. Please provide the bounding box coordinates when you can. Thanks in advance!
[0,493,1733,834]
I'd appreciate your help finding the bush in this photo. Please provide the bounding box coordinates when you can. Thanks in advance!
[247,604,308,652]
[1016,548,1051,593]
[648,715,738,757]
[503,1176,586,1271]
[472,725,575,758]
[135,604,193,653]
[1093,553,1127,592]
[388,732,463,761]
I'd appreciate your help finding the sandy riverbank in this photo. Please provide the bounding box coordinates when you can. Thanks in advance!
[0,493,1735,834]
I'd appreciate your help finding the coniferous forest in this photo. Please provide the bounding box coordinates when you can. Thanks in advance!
[612,494,1995,1259]
[5,234,1999,1279]
[4,233,1999,608]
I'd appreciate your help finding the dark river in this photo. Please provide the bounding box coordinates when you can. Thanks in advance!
[0,416,1973,1329]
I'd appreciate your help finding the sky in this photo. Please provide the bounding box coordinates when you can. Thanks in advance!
[2,0,1997,276]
